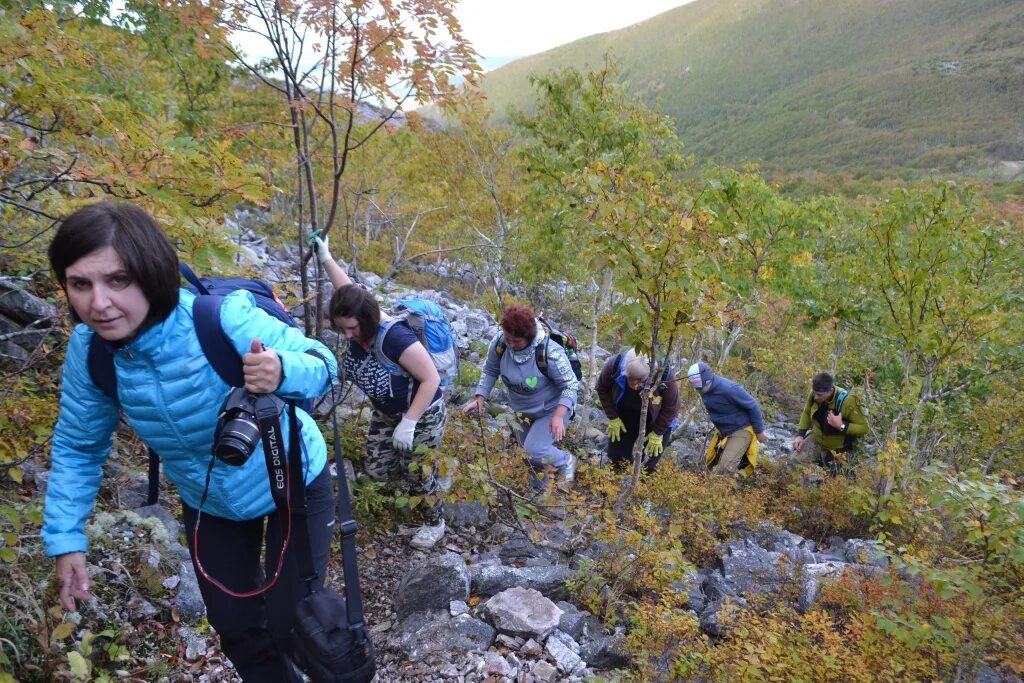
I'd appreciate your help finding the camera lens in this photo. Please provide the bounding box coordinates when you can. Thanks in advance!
[214,414,261,466]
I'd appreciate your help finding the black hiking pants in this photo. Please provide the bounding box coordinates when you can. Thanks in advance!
[607,429,662,474]
[182,466,334,683]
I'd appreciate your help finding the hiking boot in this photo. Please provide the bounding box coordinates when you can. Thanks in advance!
[410,518,446,550]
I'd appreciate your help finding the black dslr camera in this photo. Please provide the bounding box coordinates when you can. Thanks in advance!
[212,387,284,466]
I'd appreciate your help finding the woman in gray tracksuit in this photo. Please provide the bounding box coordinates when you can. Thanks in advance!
[463,304,577,490]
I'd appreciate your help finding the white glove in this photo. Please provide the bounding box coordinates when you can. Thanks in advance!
[393,415,418,451]
[313,235,334,265]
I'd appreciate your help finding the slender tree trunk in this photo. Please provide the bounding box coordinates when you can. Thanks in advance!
[577,271,612,436]
[719,321,743,363]
[906,369,933,472]
[616,313,661,511]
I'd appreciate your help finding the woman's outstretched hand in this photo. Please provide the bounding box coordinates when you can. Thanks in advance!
[56,552,93,612]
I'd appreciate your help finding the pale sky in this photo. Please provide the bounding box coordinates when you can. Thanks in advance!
[228,1,694,74]
[455,0,693,65]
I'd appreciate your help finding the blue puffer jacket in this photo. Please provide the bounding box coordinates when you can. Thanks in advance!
[42,289,337,558]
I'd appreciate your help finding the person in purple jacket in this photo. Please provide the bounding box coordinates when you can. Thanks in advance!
[687,361,768,476]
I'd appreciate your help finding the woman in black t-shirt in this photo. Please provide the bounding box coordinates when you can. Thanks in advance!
[316,237,448,550]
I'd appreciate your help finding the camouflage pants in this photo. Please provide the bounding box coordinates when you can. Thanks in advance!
[364,400,447,521]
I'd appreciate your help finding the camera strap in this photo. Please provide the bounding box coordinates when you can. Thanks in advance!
[256,393,291,511]
[193,395,297,598]
[288,403,367,635]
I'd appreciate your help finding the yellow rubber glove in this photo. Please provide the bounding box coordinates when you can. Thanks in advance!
[606,417,626,442]
[644,432,664,457]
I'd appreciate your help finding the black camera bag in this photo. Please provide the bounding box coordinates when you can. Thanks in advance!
[292,588,376,683]
[289,407,376,683]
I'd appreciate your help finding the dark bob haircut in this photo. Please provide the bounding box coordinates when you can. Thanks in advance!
[501,304,536,341]
[48,202,180,326]
[328,284,381,347]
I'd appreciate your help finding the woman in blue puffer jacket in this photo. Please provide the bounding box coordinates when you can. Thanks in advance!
[41,202,338,683]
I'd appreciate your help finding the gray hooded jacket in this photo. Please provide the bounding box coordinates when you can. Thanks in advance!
[474,322,577,419]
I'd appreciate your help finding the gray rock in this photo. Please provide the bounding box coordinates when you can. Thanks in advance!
[798,561,848,612]
[451,614,498,651]
[579,634,632,670]
[471,563,574,600]
[496,633,523,649]
[531,660,559,683]
[580,613,607,640]
[844,539,889,568]
[0,280,57,325]
[0,340,29,361]
[973,664,1022,683]
[0,311,49,351]
[754,525,817,566]
[443,500,491,528]
[813,537,849,563]
[699,601,725,638]
[394,552,471,619]
[498,534,557,564]
[481,587,563,639]
[177,625,210,660]
[671,568,707,614]
[521,638,543,655]
[127,593,159,618]
[545,629,585,674]
[480,651,514,678]
[572,540,612,568]
[555,601,587,640]
[173,561,206,621]
[394,611,496,661]
[133,504,180,540]
[701,570,739,604]
[719,538,789,594]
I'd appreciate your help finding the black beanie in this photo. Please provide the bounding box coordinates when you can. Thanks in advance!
[812,372,834,393]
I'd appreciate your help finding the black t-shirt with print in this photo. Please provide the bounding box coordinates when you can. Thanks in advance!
[343,321,441,415]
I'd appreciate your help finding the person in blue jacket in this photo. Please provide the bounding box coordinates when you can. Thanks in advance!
[687,361,768,475]
[42,202,338,683]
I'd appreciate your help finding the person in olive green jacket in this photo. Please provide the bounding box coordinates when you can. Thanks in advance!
[791,372,868,473]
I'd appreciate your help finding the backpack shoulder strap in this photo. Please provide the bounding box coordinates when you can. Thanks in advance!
[87,336,118,401]
[495,337,507,357]
[179,262,210,295]
[371,317,405,375]
[87,334,162,505]
[535,338,551,379]
[834,388,848,413]
[613,352,624,376]
[191,293,245,387]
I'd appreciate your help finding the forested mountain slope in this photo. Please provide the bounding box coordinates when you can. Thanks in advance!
[481,0,1024,177]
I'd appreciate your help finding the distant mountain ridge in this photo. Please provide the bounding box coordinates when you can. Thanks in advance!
[480,0,1024,177]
